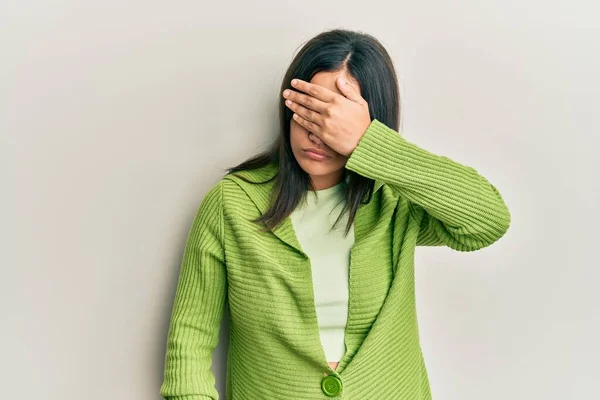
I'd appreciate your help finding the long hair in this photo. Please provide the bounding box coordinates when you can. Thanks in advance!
[225,28,402,236]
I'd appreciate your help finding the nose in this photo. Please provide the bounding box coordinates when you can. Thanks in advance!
[308,131,323,144]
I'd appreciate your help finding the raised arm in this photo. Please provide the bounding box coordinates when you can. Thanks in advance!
[345,119,511,252]
[160,181,227,400]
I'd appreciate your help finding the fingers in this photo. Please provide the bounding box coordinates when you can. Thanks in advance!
[291,79,338,103]
[283,87,327,115]
[336,76,366,105]
[292,113,323,137]
[284,98,323,127]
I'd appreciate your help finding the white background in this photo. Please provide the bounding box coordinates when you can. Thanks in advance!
[1,1,598,399]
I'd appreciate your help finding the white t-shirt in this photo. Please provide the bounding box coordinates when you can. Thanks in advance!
[289,179,354,362]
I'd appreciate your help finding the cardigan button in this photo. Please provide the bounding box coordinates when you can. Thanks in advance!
[321,375,343,397]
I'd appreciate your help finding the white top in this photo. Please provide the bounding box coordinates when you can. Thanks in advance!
[289,179,354,362]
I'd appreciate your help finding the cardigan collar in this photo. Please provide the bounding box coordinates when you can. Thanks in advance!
[226,162,384,256]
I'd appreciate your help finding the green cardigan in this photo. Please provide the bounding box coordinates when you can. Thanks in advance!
[160,119,511,400]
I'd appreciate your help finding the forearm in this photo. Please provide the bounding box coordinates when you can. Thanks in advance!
[345,119,511,250]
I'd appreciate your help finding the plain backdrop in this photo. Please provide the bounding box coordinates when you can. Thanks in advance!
[1,1,598,399]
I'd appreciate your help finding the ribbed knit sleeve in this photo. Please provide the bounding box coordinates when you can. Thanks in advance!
[345,119,511,251]
[160,181,227,400]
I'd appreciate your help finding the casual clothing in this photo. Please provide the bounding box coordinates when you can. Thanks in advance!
[160,119,511,400]
[289,178,352,363]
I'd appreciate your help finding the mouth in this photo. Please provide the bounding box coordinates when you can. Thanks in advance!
[303,148,332,161]
[303,148,331,157]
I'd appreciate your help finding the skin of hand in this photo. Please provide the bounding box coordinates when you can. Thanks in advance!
[282,76,372,158]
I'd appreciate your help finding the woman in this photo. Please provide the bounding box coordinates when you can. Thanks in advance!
[160,29,511,400]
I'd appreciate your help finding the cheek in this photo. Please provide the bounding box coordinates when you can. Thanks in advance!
[289,132,300,150]
[289,122,305,147]
[334,156,349,168]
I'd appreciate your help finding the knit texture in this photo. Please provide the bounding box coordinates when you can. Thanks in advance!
[159,119,511,399]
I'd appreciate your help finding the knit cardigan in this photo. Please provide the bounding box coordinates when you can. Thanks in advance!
[159,119,511,400]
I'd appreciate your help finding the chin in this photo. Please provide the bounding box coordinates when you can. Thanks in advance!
[296,158,341,177]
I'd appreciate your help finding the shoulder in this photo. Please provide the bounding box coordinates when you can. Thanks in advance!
[223,162,278,186]
[192,179,225,224]
[194,163,278,220]
[199,162,275,200]
[223,163,277,199]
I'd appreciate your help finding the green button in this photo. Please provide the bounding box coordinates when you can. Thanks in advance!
[321,375,343,397]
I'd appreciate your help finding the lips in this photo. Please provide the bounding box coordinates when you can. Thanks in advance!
[303,148,331,158]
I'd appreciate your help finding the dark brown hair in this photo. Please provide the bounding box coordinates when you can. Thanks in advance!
[225,28,401,236]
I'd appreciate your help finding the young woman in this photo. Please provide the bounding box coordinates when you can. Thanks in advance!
[160,29,511,400]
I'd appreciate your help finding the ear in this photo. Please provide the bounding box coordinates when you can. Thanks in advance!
[336,76,364,104]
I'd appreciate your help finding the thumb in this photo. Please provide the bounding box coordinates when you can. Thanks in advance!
[336,76,363,104]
